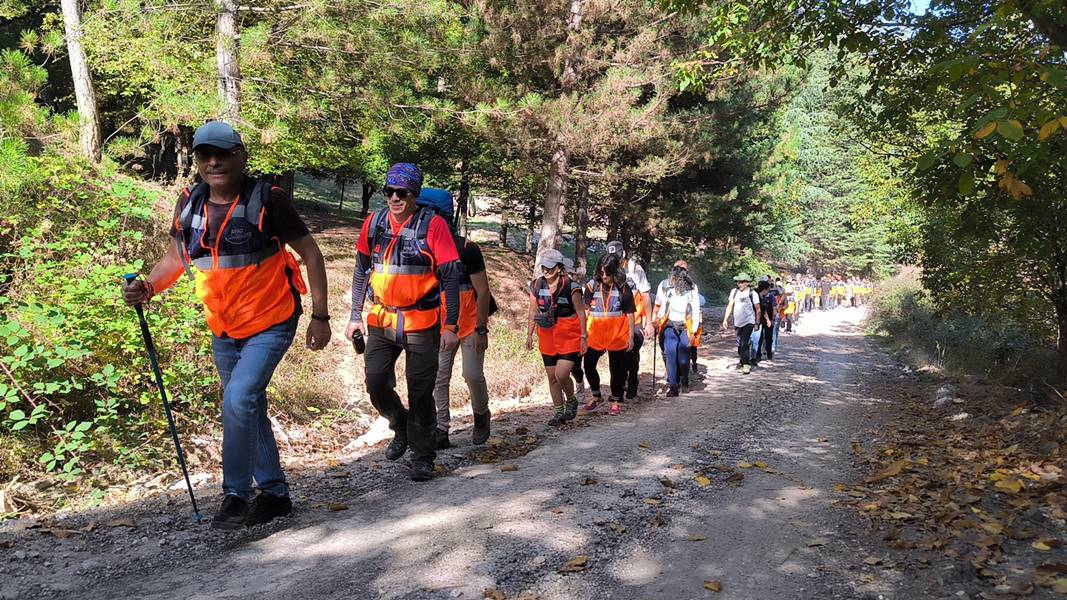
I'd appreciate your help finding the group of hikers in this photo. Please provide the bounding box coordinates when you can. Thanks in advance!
[119,122,872,530]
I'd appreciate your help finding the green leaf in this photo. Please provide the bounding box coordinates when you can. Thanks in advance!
[12,420,29,431]
[958,171,976,195]
[75,421,91,432]
[996,120,1023,141]
[953,153,973,168]
[39,452,54,463]
[917,152,939,171]
[8,409,25,421]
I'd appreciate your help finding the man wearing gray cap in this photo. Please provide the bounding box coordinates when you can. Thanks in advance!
[121,121,331,529]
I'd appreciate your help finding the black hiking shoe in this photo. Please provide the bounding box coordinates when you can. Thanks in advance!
[410,461,434,482]
[434,428,451,450]
[625,381,638,400]
[681,379,690,394]
[385,437,408,461]
[211,495,249,531]
[245,492,293,527]
[472,412,491,445]
[666,385,679,398]
[562,398,579,421]
[548,409,567,426]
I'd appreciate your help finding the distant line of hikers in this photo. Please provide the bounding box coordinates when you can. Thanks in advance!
[121,123,874,529]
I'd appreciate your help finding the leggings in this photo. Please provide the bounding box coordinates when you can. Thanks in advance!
[584,347,629,399]
[625,329,644,394]
[735,324,754,366]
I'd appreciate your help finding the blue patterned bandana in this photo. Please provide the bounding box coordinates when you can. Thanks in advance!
[385,163,423,197]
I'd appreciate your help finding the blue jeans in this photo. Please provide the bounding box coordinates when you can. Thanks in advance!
[661,324,690,386]
[211,316,297,500]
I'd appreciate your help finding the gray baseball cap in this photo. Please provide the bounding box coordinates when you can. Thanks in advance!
[192,121,244,150]
[561,257,575,271]
[606,240,624,256]
[538,249,566,269]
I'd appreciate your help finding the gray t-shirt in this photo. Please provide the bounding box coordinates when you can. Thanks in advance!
[729,287,760,327]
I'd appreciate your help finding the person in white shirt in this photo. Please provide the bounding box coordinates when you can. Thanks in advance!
[654,260,701,396]
[721,272,761,375]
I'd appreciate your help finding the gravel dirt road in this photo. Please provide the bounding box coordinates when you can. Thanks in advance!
[1,307,950,599]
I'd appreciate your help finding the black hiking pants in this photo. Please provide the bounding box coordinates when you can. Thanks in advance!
[365,326,440,465]
[735,324,754,366]
[584,346,628,400]
[625,329,644,396]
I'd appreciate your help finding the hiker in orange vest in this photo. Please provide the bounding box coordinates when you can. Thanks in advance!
[346,164,461,482]
[527,249,587,425]
[415,188,495,449]
[121,122,331,529]
[581,253,636,416]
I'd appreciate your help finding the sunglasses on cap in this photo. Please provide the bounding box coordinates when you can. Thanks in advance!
[383,187,412,199]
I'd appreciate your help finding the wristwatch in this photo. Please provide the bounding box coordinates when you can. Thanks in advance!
[475,326,489,335]
[311,314,331,322]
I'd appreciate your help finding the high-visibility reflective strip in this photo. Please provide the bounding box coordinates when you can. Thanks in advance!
[589,310,624,317]
[189,214,205,230]
[191,244,280,270]
[372,263,433,275]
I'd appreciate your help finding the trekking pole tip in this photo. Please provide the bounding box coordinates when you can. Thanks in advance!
[193,512,203,524]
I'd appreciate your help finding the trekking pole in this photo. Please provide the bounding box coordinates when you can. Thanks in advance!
[121,274,202,524]
[651,324,658,395]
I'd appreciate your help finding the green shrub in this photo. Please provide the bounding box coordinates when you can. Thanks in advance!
[0,150,216,485]
[866,277,1056,382]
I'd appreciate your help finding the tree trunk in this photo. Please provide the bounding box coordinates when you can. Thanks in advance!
[574,178,589,279]
[360,182,374,218]
[215,0,241,121]
[457,160,471,236]
[535,0,584,262]
[337,178,346,212]
[537,141,568,258]
[499,211,509,248]
[60,0,102,162]
[607,202,620,242]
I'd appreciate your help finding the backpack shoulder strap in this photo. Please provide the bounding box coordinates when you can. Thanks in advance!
[366,209,391,253]
[245,180,274,231]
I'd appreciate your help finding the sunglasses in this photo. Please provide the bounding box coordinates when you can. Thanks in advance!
[194,147,242,161]
[383,187,411,199]
[541,264,560,273]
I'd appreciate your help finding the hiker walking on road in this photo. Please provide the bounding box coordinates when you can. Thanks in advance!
[563,258,588,403]
[753,280,777,364]
[581,254,636,416]
[121,122,330,529]
[654,260,701,396]
[605,241,654,399]
[722,272,761,375]
[347,164,461,482]
[415,189,495,450]
[527,249,587,425]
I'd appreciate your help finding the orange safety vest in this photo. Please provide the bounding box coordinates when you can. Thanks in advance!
[366,207,441,334]
[440,236,479,339]
[585,282,631,352]
[175,180,306,339]
[533,276,582,356]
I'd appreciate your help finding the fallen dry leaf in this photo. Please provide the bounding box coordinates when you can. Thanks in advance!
[550,506,564,514]
[725,473,744,485]
[687,535,706,541]
[754,461,769,469]
[558,555,588,573]
[499,464,518,472]
[808,538,830,547]
[643,498,661,506]
[107,518,136,528]
[866,459,908,483]
[638,442,651,449]
[483,589,505,600]
[608,523,626,534]
[703,580,722,592]
[863,556,882,566]
[582,477,597,486]
[328,502,349,511]
[659,477,674,488]
[834,483,847,492]
[649,512,663,527]
[737,462,753,469]
[1053,578,1067,594]
[671,463,685,470]
[695,475,712,487]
